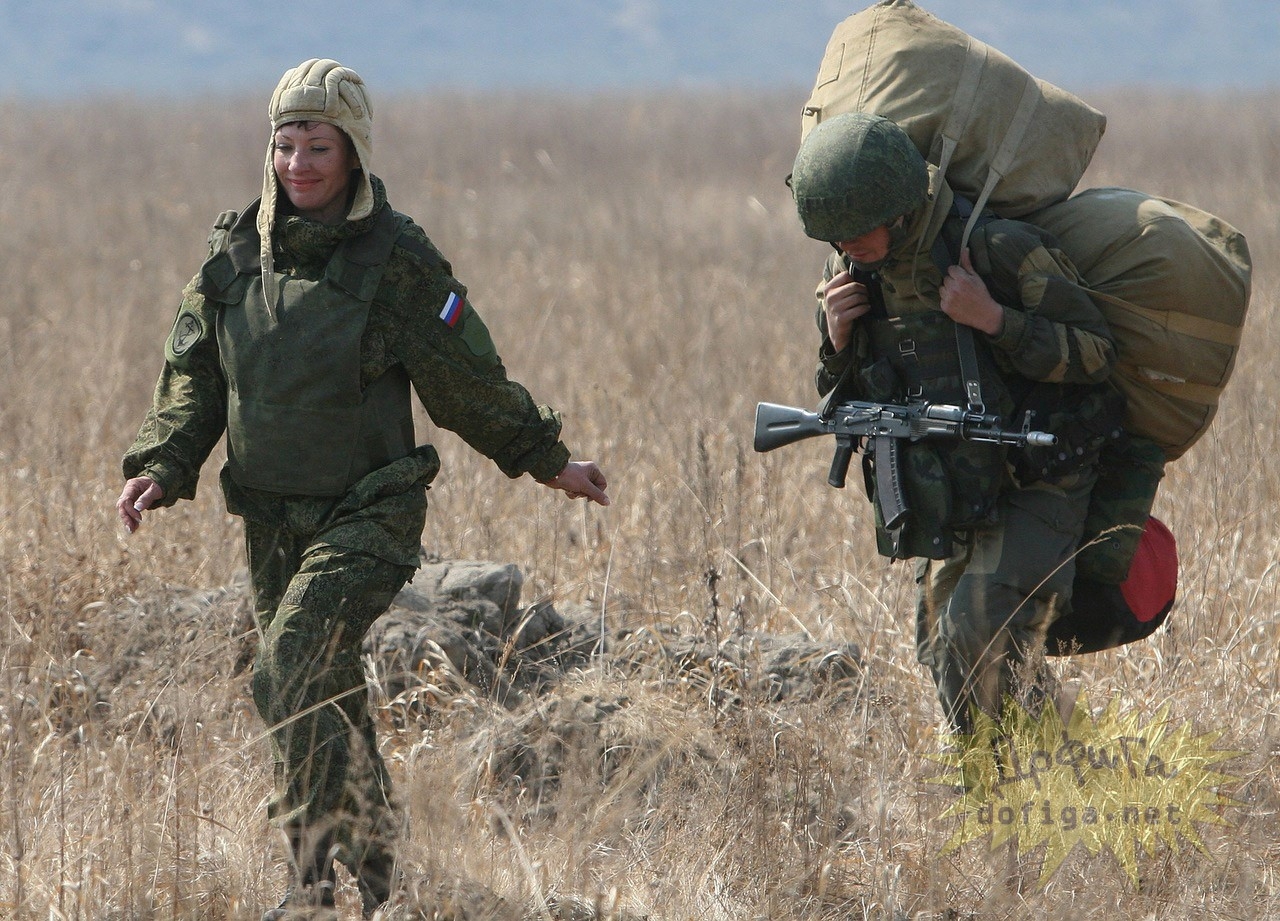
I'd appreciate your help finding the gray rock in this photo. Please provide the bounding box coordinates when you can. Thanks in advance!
[367,561,595,712]
[396,560,524,627]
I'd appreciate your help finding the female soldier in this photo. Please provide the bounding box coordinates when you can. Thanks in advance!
[788,112,1122,736]
[116,59,608,919]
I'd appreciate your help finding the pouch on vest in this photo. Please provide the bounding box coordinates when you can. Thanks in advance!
[197,209,255,313]
[864,305,1010,556]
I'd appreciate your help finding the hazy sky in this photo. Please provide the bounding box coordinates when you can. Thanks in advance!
[1,0,1276,98]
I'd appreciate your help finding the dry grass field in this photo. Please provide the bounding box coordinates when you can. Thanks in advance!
[1,84,1277,920]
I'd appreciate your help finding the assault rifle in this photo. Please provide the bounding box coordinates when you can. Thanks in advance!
[753,400,1056,529]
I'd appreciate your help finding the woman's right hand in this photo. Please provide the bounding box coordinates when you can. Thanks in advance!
[116,477,165,533]
[822,270,872,352]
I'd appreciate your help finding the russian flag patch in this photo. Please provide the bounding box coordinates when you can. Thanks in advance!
[439,291,464,327]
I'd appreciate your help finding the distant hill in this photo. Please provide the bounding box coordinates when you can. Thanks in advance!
[2,0,1277,99]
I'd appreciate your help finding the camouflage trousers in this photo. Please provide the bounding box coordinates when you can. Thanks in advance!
[244,517,415,881]
[915,468,1097,734]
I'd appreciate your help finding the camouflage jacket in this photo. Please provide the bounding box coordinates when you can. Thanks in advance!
[815,180,1116,398]
[811,179,1120,558]
[124,177,570,564]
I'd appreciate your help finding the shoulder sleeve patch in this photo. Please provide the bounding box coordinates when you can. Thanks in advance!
[165,309,208,365]
[437,291,499,363]
[438,290,466,327]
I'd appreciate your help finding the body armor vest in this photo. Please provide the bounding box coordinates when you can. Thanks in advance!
[199,202,416,497]
[850,202,1017,556]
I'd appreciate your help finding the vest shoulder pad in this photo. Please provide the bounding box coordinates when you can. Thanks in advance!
[198,209,239,300]
[207,209,239,256]
[197,204,260,302]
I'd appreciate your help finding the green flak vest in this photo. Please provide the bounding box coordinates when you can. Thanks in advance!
[199,202,416,497]
[851,210,1017,558]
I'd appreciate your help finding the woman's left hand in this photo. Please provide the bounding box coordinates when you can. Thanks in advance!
[541,461,610,506]
[940,248,1005,336]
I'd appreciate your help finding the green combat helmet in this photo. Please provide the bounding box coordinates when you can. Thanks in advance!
[790,112,928,243]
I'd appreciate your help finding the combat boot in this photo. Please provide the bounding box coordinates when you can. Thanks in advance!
[355,849,400,919]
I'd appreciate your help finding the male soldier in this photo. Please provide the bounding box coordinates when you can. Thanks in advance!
[788,112,1123,733]
[116,59,608,919]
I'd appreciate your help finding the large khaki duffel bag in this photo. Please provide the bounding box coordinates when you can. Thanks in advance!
[801,0,1106,221]
[1027,188,1252,460]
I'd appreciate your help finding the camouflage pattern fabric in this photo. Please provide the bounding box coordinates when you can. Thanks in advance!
[1075,434,1167,583]
[915,469,1097,733]
[863,306,1016,554]
[790,112,929,243]
[816,195,1116,398]
[815,178,1117,563]
[244,516,414,886]
[122,175,575,898]
[206,203,417,498]
[966,223,1115,386]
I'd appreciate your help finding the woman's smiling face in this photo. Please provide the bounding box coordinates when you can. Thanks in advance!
[272,121,359,225]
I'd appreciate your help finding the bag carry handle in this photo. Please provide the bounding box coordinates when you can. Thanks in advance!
[927,37,1044,253]
[932,37,987,184]
[963,71,1040,250]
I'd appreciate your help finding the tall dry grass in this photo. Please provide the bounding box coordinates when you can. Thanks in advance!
[1,85,1277,919]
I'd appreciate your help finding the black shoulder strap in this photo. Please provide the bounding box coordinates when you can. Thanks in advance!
[928,194,996,274]
[931,195,997,413]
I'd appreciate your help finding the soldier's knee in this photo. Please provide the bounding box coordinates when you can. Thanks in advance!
[252,659,284,724]
[251,628,315,724]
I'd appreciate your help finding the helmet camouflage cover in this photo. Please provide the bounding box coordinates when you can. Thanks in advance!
[790,112,928,243]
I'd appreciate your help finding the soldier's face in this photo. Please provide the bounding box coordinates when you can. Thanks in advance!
[273,122,359,226]
[836,225,891,265]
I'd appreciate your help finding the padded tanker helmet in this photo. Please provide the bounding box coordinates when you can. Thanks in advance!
[257,59,374,317]
[790,112,929,243]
